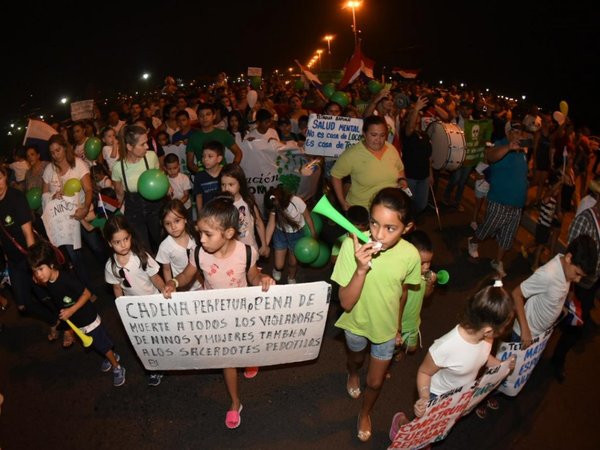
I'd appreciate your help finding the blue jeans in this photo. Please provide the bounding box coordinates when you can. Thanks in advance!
[407,178,430,215]
[444,165,474,204]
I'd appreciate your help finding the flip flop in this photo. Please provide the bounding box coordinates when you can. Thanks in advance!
[357,414,371,442]
[225,404,243,429]
[346,374,361,399]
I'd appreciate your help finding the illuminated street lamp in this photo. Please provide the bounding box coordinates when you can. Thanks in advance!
[324,35,334,55]
[60,97,68,104]
[344,1,362,47]
[316,49,323,71]
[142,72,150,80]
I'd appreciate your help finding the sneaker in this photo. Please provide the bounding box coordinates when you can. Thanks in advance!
[101,353,120,372]
[113,365,126,387]
[287,278,296,284]
[147,373,164,387]
[475,405,487,419]
[490,260,506,277]
[244,366,259,379]
[487,397,500,410]
[272,269,282,281]
[470,221,478,231]
[467,237,479,258]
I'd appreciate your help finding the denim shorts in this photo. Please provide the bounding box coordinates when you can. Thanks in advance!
[272,228,304,251]
[344,330,396,360]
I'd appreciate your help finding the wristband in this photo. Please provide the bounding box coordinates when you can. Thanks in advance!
[170,278,179,289]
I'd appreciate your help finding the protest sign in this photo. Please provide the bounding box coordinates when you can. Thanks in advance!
[70,100,95,121]
[161,143,190,175]
[389,360,512,449]
[304,114,363,158]
[41,197,82,249]
[115,281,331,371]
[463,119,493,167]
[247,67,262,77]
[496,328,553,397]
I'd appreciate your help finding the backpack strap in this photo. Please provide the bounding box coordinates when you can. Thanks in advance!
[245,244,251,273]
[194,245,201,272]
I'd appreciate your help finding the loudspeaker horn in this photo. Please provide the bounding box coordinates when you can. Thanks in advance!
[66,319,94,347]
[312,195,369,243]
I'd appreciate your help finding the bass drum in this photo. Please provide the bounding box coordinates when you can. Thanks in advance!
[426,121,466,171]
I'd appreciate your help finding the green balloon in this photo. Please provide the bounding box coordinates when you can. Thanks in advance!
[303,212,323,237]
[26,187,42,210]
[84,136,102,160]
[294,236,320,264]
[437,270,450,285]
[250,76,262,89]
[137,169,169,201]
[323,83,336,99]
[330,91,349,108]
[309,241,331,268]
[63,178,82,196]
[368,80,383,94]
[294,79,304,90]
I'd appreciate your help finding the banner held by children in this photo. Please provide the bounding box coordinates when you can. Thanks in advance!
[389,360,512,449]
[304,114,364,158]
[115,281,331,371]
[496,328,553,397]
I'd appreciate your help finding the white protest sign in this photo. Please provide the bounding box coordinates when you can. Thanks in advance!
[247,67,262,77]
[70,100,95,121]
[389,360,512,449]
[496,328,553,397]
[304,114,363,158]
[162,143,190,175]
[115,281,331,370]
[41,197,82,249]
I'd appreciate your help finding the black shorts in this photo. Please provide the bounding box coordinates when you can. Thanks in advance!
[535,224,551,245]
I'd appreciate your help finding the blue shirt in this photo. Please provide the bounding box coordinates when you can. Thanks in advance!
[193,170,220,205]
[487,138,528,207]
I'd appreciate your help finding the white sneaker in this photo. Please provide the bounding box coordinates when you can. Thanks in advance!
[467,237,479,258]
[490,260,506,277]
[272,269,282,281]
[470,221,478,231]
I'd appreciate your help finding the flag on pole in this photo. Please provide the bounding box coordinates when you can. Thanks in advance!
[294,60,322,85]
[392,68,420,79]
[97,192,120,217]
[338,44,375,89]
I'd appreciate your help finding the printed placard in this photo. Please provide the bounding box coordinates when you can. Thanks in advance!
[115,282,331,370]
[247,67,263,77]
[304,114,363,158]
[463,119,493,166]
[496,328,553,396]
[70,100,95,121]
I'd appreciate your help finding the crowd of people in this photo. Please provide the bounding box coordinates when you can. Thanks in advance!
[1,72,599,443]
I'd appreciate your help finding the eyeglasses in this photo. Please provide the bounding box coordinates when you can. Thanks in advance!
[118,267,132,288]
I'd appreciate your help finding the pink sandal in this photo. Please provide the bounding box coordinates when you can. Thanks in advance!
[225,404,243,429]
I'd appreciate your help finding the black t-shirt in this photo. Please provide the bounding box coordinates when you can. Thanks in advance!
[401,131,432,180]
[0,188,32,263]
[46,270,97,327]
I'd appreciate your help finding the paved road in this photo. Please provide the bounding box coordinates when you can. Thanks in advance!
[1,189,598,450]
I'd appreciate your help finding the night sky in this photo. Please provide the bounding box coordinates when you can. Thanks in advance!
[1,0,598,148]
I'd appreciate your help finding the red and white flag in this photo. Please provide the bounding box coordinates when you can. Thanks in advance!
[294,60,321,85]
[392,68,420,79]
[338,44,375,89]
[97,193,120,216]
[22,119,58,145]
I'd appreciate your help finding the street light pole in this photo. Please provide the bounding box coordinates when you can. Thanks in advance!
[324,35,334,71]
[345,1,361,47]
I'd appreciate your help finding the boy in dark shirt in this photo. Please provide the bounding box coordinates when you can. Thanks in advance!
[27,241,126,387]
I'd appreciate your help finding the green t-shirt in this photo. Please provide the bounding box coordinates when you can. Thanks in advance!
[332,235,421,343]
[111,151,159,193]
[187,128,235,161]
[401,278,426,332]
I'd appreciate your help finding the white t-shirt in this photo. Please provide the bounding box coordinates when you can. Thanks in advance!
[102,145,119,172]
[246,128,281,143]
[277,196,306,233]
[104,252,160,296]
[235,197,258,250]
[513,254,569,337]
[155,235,202,290]
[429,325,492,395]
[42,158,90,204]
[168,173,193,209]
[190,240,257,290]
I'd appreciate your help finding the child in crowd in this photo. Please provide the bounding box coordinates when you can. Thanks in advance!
[332,187,421,442]
[156,130,170,149]
[297,115,309,141]
[101,127,119,172]
[277,117,299,143]
[164,153,193,215]
[245,109,280,143]
[227,110,247,148]
[521,174,562,270]
[171,110,195,146]
[156,199,202,291]
[162,194,275,429]
[220,163,269,257]
[27,240,126,387]
[265,184,317,284]
[389,281,515,439]
[103,215,166,386]
[91,164,113,191]
[193,141,225,217]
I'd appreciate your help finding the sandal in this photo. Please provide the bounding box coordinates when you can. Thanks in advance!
[225,404,243,429]
[48,325,59,342]
[62,329,75,348]
[357,414,372,442]
[475,405,487,419]
[487,397,500,410]
[346,374,361,399]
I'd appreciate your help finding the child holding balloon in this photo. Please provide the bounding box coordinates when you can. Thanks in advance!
[331,187,421,442]
[162,194,275,429]
[264,184,316,284]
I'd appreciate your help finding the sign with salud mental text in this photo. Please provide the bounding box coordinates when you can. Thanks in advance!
[304,114,364,158]
[115,282,331,370]
[389,360,511,450]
